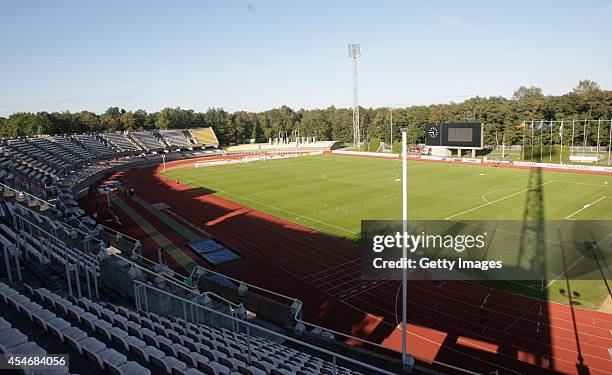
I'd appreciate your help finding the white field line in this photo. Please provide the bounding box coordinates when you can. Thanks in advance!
[321,169,399,182]
[250,168,401,198]
[302,258,361,281]
[543,231,612,291]
[210,188,359,235]
[553,180,611,188]
[342,299,525,375]
[338,280,392,302]
[565,196,609,220]
[446,180,555,220]
[503,303,538,332]
[481,189,522,203]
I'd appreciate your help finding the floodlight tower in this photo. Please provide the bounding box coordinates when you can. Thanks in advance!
[348,43,361,148]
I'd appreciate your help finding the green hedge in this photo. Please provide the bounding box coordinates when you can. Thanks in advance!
[521,144,570,163]
[369,137,381,153]
[360,140,369,152]
[392,140,402,154]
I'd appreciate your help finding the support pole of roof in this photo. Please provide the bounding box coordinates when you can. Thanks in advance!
[13,245,21,281]
[85,262,92,299]
[75,253,82,298]
[66,263,73,297]
[3,244,12,282]
[92,267,99,299]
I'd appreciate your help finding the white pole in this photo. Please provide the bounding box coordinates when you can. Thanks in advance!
[571,119,575,154]
[583,119,587,156]
[596,119,601,162]
[390,108,393,148]
[530,120,534,160]
[538,122,543,160]
[162,155,166,172]
[521,120,525,160]
[608,120,612,165]
[549,120,553,162]
[401,129,408,366]
[560,119,564,164]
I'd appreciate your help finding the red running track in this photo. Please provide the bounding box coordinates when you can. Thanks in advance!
[108,160,612,375]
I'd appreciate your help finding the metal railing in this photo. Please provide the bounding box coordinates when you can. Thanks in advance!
[0,182,56,208]
[0,156,484,374]
[188,265,481,375]
[111,254,238,311]
[133,280,398,375]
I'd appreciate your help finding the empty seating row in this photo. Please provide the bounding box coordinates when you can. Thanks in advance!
[71,291,362,375]
[0,206,100,274]
[73,134,115,157]
[5,139,70,172]
[0,151,54,186]
[98,132,141,152]
[29,137,81,166]
[158,130,192,148]
[156,311,362,375]
[0,316,60,375]
[128,131,164,151]
[52,136,97,162]
[0,282,148,375]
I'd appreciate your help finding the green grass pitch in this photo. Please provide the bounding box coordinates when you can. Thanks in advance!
[162,155,612,309]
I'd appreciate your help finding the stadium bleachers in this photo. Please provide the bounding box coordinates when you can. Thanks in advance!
[28,137,82,167]
[98,132,142,153]
[0,282,150,375]
[52,136,97,163]
[128,131,164,151]
[188,128,219,147]
[73,134,116,158]
[5,138,71,173]
[0,125,403,375]
[1,277,367,375]
[158,130,193,148]
[0,193,380,374]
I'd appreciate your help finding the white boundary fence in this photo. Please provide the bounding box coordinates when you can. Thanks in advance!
[331,150,399,158]
[513,161,612,173]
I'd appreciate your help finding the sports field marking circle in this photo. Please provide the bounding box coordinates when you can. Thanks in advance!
[321,170,399,183]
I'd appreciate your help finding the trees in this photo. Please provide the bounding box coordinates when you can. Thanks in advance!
[100,107,123,132]
[512,86,543,101]
[0,80,608,147]
[573,80,601,96]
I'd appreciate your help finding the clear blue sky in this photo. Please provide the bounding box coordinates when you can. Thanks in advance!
[1,0,611,116]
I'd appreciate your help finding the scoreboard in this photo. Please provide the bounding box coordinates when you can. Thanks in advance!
[425,122,484,149]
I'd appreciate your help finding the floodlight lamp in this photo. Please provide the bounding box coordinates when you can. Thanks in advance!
[348,44,361,58]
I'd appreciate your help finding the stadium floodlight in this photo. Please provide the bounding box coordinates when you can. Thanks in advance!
[348,43,361,149]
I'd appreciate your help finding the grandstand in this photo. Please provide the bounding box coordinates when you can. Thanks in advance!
[5,138,71,174]
[158,130,194,149]
[1,124,609,375]
[0,127,414,375]
[73,134,116,158]
[189,128,219,148]
[128,131,165,152]
[98,132,141,153]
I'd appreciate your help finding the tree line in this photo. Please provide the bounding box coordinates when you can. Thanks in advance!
[0,80,610,148]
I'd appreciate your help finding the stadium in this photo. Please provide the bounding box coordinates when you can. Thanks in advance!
[0,121,609,374]
[1,2,611,375]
